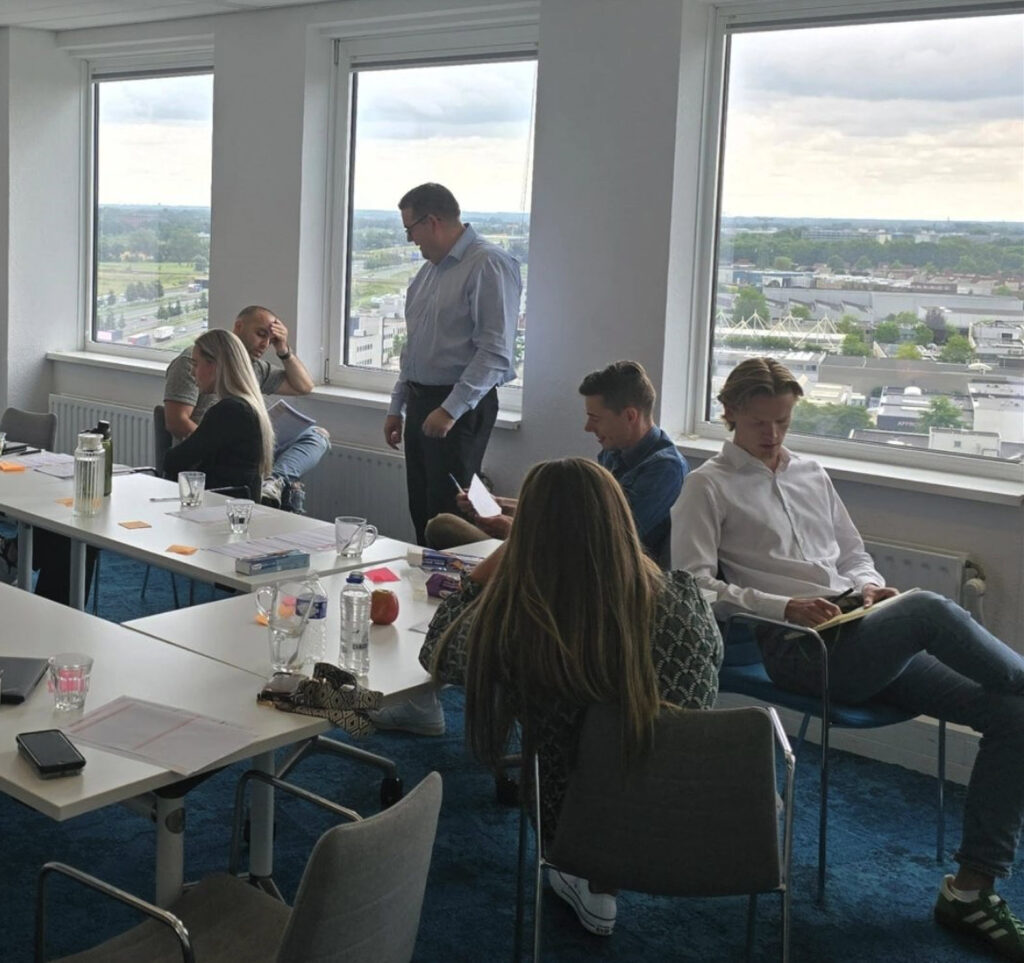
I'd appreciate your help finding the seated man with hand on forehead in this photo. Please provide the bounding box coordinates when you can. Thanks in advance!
[426,360,688,568]
[672,356,1024,962]
[163,305,329,509]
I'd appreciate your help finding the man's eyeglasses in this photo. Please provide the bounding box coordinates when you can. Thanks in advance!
[404,213,430,240]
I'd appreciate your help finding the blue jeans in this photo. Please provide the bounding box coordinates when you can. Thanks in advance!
[272,425,329,483]
[765,591,1024,879]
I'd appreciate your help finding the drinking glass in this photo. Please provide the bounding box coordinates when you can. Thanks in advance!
[226,498,255,535]
[178,471,206,509]
[255,580,311,673]
[48,652,93,711]
[335,516,378,558]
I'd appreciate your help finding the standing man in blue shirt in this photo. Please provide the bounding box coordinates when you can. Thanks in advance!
[384,183,522,545]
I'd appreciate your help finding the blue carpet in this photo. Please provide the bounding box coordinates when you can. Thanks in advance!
[3,550,1019,961]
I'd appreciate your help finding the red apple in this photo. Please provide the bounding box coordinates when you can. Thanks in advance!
[370,588,400,625]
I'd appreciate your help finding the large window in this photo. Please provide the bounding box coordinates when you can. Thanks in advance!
[339,58,535,390]
[709,10,1024,468]
[91,71,213,355]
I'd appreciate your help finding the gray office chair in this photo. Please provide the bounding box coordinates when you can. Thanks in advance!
[0,406,57,450]
[518,705,794,962]
[36,770,443,963]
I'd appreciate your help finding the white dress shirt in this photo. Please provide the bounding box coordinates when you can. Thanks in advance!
[671,440,884,621]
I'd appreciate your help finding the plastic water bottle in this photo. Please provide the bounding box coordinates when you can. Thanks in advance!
[339,572,371,677]
[297,572,329,668]
[73,432,105,517]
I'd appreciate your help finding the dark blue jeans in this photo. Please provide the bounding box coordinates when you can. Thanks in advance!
[769,591,1024,879]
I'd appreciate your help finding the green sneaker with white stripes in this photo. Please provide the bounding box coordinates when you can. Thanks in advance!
[935,875,1024,962]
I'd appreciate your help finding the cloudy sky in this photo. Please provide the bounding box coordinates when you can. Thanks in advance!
[97,13,1021,222]
[722,13,1023,221]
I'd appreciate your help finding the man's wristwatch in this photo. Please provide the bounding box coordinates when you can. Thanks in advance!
[276,349,292,361]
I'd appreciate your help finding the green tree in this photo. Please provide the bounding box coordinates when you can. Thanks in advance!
[772,256,794,270]
[895,343,922,360]
[939,334,974,364]
[853,255,873,272]
[827,254,846,273]
[841,333,871,357]
[731,286,770,324]
[874,321,900,343]
[918,397,963,431]
[913,323,933,346]
[790,304,811,320]
[790,402,871,438]
[836,315,861,335]
[198,290,208,309]
[194,255,209,272]
[893,311,918,326]
[106,290,117,307]
[993,284,1013,296]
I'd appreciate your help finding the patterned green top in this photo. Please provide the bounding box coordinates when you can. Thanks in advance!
[420,569,723,846]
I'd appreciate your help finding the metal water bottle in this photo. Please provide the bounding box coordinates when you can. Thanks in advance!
[73,432,105,517]
[95,419,113,496]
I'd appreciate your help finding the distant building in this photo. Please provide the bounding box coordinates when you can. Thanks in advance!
[875,385,972,432]
[971,320,1024,369]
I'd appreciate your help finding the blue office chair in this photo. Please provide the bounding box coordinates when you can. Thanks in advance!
[720,612,946,902]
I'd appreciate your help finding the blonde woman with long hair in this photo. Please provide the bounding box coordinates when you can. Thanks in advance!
[163,329,274,501]
[420,457,722,936]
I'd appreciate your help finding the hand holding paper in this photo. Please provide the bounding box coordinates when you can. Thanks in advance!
[468,473,501,518]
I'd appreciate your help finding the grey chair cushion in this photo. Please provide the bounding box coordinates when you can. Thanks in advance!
[0,406,57,450]
[56,874,290,963]
[549,705,781,898]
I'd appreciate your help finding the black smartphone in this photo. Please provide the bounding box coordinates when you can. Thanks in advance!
[16,729,86,779]
[257,671,306,706]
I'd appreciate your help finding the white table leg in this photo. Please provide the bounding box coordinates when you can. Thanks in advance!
[249,750,275,879]
[154,794,186,907]
[17,521,32,590]
[69,540,86,610]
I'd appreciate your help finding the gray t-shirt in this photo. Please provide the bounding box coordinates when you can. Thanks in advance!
[164,347,288,424]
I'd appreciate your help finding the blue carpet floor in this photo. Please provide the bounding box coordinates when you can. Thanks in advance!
[3,550,1020,962]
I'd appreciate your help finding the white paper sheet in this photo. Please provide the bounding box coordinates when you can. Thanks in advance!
[468,473,501,518]
[204,525,336,558]
[170,505,271,525]
[65,695,256,776]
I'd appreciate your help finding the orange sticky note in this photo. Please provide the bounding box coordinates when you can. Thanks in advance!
[119,520,152,530]
[55,497,74,507]
[0,461,26,472]
[166,544,198,555]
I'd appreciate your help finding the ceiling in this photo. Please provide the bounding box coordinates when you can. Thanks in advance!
[0,0,343,31]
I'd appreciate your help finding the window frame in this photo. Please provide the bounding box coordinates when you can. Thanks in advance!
[691,0,1024,483]
[83,59,214,364]
[323,26,538,411]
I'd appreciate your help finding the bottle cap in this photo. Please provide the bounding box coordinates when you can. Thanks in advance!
[77,432,104,451]
[346,572,365,583]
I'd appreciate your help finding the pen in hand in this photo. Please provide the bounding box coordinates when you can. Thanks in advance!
[448,473,465,494]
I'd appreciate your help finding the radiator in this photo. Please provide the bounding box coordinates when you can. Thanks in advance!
[49,395,154,466]
[302,443,415,543]
[862,537,985,622]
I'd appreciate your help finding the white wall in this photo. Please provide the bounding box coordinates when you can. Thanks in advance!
[0,28,82,413]
[4,0,1021,649]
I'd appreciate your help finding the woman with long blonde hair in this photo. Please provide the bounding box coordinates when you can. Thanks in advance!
[163,329,274,500]
[420,457,722,936]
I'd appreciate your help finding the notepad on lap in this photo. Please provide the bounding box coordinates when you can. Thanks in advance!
[0,656,49,704]
[268,399,316,449]
[815,588,921,632]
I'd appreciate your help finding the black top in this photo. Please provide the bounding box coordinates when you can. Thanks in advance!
[163,396,263,501]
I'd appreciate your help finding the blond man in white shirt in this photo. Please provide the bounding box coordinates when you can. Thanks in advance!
[673,357,1024,961]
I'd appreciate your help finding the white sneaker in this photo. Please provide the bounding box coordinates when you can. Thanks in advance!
[367,691,446,736]
[261,476,284,507]
[548,869,616,936]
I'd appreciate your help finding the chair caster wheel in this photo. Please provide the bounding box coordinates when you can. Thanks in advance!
[495,775,520,807]
[380,777,403,809]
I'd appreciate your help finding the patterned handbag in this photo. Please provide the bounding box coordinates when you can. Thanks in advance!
[259,662,383,737]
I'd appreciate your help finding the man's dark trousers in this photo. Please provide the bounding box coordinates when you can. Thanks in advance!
[403,383,499,545]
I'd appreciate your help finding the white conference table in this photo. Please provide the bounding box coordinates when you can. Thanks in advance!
[2,472,408,608]
[0,582,329,906]
[126,558,440,704]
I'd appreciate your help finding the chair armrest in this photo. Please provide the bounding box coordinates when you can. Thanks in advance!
[228,770,362,876]
[36,861,194,963]
[128,466,159,476]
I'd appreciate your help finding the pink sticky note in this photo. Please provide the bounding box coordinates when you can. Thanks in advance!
[364,566,400,583]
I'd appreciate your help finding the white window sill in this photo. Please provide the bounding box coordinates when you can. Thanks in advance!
[47,350,522,430]
[675,435,1024,508]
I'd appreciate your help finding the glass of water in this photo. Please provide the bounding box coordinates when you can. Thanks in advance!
[256,580,311,673]
[178,471,205,509]
[225,498,255,535]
